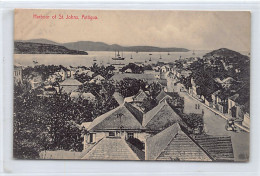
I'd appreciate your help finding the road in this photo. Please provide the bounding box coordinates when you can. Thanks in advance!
[167,77,250,162]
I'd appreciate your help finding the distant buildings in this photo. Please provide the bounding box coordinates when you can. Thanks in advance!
[59,78,82,94]
[14,66,22,84]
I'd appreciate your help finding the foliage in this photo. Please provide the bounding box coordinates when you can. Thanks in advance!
[147,82,162,98]
[116,78,146,98]
[13,84,118,159]
[140,97,157,113]
[23,65,60,81]
[90,63,114,79]
[121,63,144,74]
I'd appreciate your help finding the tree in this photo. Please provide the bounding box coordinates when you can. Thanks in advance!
[117,78,146,98]
[147,82,162,98]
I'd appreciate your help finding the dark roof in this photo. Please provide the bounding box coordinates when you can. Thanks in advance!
[81,137,144,160]
[110,73,155,82]
[146,123,212,161]
[156,90,179,103]
[143,100,182,131]
[229,85,250,106]
[156,90,168,102]
[87,103,144,131]
[194,135,234,161]
[124,102,144,124]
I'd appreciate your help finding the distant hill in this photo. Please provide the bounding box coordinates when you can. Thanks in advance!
[14,42,88,55]
[203,48,250,65]
[15,39,189,52]
[204,48,249,60]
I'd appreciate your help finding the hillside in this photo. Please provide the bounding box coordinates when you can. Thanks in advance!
[15,39,189,52]
[14,42,88,55]
[203,48,249,62]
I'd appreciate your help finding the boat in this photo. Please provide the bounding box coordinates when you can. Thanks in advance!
[168,52,170,55]
[93,58,97,62]
[192,50,195,55]
[149,57,152,61]
[112,51,125,60]
[159,54,162,60]
[130,54,133,59]
[33,60,38,64]
[149,53,152,55]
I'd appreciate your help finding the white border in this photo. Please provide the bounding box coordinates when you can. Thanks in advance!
[1,1,260,176]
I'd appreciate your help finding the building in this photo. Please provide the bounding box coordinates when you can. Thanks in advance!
[242,113,250,129]
[81,137,145,160]
[143,100,182,132]
[82,102,147,150]
[228,86,249,119]
[59,66,71,80]
[30,76,42,89]
[145,123,212,161]
[14,66,22,84]
[59,78,82,94]
[89,75,105,84]
[145,123,234,161]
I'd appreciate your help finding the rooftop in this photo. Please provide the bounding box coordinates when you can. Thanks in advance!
[60,78,82,86]
[87,103,144,131]
[146,123,212,161]
[143,100,181,131]
[81,137,144,160]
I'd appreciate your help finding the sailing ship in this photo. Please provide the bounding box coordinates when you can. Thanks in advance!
[159,54,162,60]
[149,57,152,61]
[112,51,125,60]
[168,52,170,55]
[33,60,38,64]
[192,50,195,55]
[130,54,133,59]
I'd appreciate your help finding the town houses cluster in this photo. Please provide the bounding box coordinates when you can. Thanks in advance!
[14,48,250,161]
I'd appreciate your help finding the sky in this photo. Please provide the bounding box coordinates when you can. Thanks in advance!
[14,9,251,51]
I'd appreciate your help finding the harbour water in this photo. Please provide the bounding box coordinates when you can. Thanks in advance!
[14,51,209,67]
[14,50,250,67]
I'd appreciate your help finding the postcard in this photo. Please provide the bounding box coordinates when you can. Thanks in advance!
[13,9,250,161]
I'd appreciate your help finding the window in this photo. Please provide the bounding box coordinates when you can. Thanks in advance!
[109,131,115,137]
[89,133,94,143]
[127,132,134,139]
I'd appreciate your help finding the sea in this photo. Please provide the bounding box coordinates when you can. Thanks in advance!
[14,50,250,67]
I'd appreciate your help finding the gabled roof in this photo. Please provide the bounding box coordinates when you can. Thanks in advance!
[194,135,234,161]
[87,103,144,131]
[155,90,179,103]
[146,123,212,161]
[143,100,181,131]
[113,92,124,105]
[60,78,82,86]
[133,89,148,102]
[81,137,144,160]
[156,90,168,102]
[70,91,81,99]
[94,75,105,80]
[82,92,95,100]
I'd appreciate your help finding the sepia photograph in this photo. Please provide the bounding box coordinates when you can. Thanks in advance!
[13,9,250,162]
